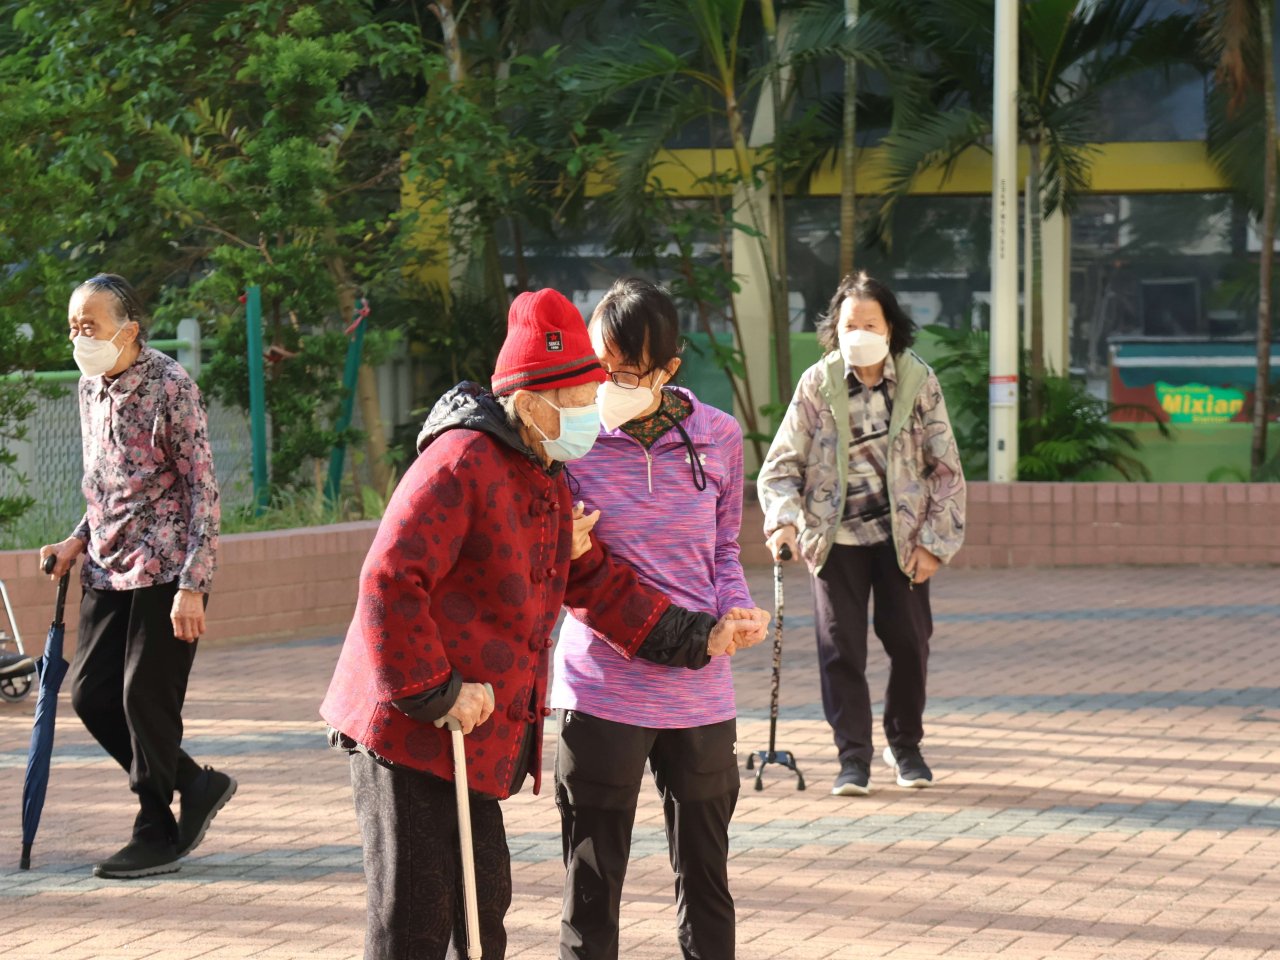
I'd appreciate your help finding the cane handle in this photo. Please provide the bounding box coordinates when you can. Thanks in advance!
[434,682,496,732]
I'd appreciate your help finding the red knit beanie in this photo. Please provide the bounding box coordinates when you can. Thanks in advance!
[491,289,605,396]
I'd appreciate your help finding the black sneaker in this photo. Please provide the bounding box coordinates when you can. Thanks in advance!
[884,745,933,788]
[93,838,182,879]
[831,758,871,796]
[177,767,238,858]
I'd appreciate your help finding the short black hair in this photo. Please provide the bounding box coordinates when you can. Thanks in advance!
[75,273,148,342]
[590,277,682,371]
[816,272,915,357]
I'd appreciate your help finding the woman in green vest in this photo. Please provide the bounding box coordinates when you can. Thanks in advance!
[757,272,966,797]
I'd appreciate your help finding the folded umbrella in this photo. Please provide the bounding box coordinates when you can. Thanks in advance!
[20,556,72,870]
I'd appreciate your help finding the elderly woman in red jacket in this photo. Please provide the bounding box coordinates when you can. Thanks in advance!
[321,289,767,960]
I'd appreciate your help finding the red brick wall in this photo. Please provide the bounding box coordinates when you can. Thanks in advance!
[737,482,1280,569]
[3,484,1275,653]
[0,521,379,657]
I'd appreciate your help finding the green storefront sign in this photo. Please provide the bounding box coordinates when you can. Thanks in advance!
[1154,382,1246,424]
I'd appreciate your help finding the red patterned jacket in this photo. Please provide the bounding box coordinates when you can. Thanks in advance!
[320,384,671,800]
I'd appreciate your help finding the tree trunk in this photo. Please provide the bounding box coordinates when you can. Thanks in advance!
[1027,138,1046,420]
[430,0,465,85]
[510,217,530,294]
[330,253,393,496]
[1253,0,1276,479]
[706,137,766,464]
[762,0,793,406]
[839,0,859,276]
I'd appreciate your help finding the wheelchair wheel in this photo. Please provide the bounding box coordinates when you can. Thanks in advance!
[0,670,34,702]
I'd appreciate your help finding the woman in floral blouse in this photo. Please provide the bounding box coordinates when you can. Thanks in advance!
[39,274,236,880]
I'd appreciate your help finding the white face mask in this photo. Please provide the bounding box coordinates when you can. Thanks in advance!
[597,370,667,432]
[839,328,889,369]
[72,327,126,378]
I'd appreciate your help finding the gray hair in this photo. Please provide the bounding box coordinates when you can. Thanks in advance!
[497,392,522,425]
[74,274,148,343]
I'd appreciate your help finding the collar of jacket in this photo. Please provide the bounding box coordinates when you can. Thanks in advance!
[94,345,160,401]
[818,348,930,443]
[416,380,562,476]
[596,386,714,451]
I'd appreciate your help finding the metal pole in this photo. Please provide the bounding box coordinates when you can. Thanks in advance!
[244,286,269,513]
[989,0,1020,481]
[326,306,367,505]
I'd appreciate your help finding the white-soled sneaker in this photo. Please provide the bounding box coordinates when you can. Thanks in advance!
[831,758,871,796]
[884,745,933,788]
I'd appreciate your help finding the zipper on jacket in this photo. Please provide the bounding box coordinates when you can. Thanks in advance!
[644,448,653,493]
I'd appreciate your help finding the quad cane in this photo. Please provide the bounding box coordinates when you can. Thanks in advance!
[745,545,805,791]
[434,682,494,960]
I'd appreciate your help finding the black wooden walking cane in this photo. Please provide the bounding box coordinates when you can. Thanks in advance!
[745,545,805,791]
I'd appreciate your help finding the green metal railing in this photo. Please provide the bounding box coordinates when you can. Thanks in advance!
[0,338,194,383]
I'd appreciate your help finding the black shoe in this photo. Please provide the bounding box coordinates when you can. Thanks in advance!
[93,838,181,879]
[884,745,933,788]
[831,758,871,796]
[177,767,238,858]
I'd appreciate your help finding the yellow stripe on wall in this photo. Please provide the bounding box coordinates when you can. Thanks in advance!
[616,142,1228,198]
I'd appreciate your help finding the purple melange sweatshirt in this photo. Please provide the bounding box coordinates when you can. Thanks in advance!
[551,388,754,728]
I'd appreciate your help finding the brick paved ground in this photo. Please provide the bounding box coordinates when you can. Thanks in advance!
[2,565,1278,960]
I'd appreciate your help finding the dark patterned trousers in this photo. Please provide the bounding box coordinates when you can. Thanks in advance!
[813,542,933,766]
[350,751,512,960]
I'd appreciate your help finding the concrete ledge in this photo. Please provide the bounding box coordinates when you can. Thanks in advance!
[737,482,1280,569]
[3,482,1275,654]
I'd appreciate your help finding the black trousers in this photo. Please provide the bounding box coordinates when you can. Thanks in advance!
[555,710,739,960]
[812,543,933,767]
[350,751,512,960]
[69,580,203,843]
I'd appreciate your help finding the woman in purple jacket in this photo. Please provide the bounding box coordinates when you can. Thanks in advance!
[551,278,757,960]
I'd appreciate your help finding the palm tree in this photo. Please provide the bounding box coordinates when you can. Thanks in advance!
[778,0,902,274]
[1203,0,1277,481]
[570,0,801,410]
[871,0,1199,405]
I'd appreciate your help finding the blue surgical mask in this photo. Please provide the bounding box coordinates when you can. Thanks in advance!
[533,395,600,461]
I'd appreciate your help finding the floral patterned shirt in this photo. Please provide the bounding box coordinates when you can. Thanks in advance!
[71,347,220,593]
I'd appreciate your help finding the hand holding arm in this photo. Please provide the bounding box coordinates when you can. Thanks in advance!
[707,607,771,657]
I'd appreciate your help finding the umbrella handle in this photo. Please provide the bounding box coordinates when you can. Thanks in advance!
[41,556,70,626]
[20,842,31,871]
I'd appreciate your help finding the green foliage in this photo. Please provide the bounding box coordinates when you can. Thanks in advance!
[0,376,38,532]
[219,483,386,536]
[0,1,434,503]
[928,324,1169,482]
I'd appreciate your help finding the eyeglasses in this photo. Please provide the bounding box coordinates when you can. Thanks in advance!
[604,367,661,390]
[606,370,643,389]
